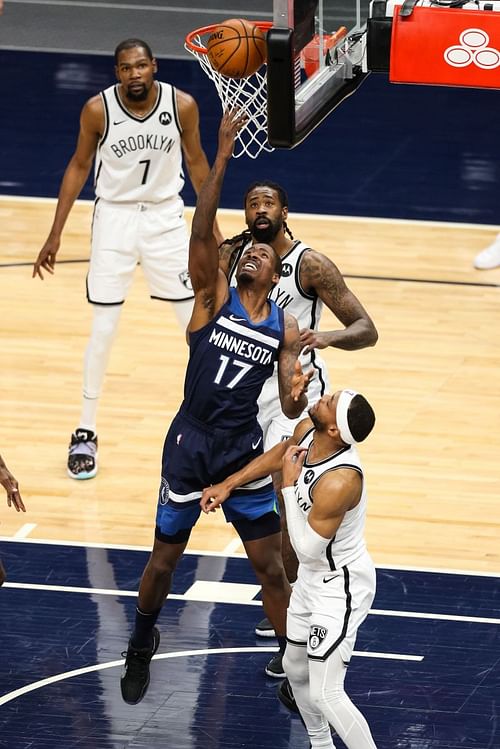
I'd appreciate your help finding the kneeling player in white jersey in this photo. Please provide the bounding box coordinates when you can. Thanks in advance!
[221,182,378,647]
[201,389,378,748]
[33,38,221,480]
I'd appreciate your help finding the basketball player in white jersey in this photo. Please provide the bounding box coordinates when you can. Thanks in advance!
[221,182,378,646]
[200,389,378,748]
[32,38,221,480]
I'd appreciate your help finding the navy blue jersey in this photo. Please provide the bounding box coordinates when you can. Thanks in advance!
[181,287,285,430]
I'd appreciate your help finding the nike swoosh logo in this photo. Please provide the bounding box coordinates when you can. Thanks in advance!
[252,437,262,450]
[323,575,336,584]
[113,119,127,125]
[229,314,246,322]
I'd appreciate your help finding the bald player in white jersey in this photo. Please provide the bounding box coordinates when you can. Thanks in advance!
[33,38,221,480]
[221,181,378,646]
[200,389,378,748]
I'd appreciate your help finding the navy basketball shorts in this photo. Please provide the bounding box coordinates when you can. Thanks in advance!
[155,411,279,540]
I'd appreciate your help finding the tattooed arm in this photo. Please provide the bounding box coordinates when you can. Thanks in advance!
[299,249,378,354]
[277,312,313,418]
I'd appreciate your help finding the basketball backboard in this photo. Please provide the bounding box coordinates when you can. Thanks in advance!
[267,0,371,147]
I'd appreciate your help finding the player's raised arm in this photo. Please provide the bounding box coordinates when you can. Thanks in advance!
[188,110,247,329]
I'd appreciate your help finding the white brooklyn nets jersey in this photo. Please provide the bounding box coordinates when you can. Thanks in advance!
[295,427,367,571]
[230,240,326,375]
[95,82,184,202]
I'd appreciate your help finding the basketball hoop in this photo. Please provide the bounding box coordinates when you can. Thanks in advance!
[185,21,273,159]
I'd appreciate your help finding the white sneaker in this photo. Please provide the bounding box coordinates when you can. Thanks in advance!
[473,235,500,270]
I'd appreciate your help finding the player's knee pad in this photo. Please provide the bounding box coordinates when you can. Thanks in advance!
[90,304,122,345]
[171,298,194,329]
[283,645,309,686]
[309,650,348,708]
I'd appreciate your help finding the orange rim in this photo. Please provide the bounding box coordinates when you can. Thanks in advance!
[185,21,273,54]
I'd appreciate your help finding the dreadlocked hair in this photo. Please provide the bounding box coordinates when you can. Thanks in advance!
[222,229,252,247]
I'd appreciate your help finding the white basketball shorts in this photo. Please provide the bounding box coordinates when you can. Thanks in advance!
[258,353,330,450]
[87,197,193,304]
[286,551,376,664]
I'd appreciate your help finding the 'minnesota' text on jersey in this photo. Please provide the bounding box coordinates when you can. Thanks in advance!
[95,82,184,202]
[182,288,285,430]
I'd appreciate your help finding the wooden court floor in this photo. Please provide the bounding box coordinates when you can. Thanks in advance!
[1,196,499,572]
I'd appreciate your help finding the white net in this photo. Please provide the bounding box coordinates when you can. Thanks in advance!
[185,32,274,160]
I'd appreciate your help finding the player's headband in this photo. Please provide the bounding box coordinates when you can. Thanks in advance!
[336,389,359,445]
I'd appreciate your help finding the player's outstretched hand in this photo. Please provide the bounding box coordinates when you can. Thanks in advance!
[281,445,307,488]
[217,109,249,161]
[200,482,231,514]
[290,360,314,402]
[0,457,26,513]
[33,237,60,280]
[300,328,331,355]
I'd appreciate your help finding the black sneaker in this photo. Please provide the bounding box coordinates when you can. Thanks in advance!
[277,677,299,713]
[265,651,285,678]
[255,616,276,638]
[120,627,160,704]
[67,428,98,480]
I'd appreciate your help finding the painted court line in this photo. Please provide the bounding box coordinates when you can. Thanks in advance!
[0,195,497,231]
[0,646,423,707]
[13,523,37,539]
[2,536,500,577]
[4,581,500,625]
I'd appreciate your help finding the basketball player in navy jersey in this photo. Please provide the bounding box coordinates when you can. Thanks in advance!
[32,38,221,481]
[220,182,378,641]
[200,389,378,748]
[120,110,313,705]
[0,453,25,586]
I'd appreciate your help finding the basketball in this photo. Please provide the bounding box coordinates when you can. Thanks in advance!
[206,18,267,79]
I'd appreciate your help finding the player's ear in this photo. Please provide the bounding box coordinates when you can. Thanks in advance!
[282,205,288,221]
[152,58,158,74]
[328,423,340,441]
[271,271,280,287]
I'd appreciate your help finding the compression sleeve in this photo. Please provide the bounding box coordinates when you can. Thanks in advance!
[282,486,330,565]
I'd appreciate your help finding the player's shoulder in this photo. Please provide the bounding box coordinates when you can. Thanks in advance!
[84,93,105,111]
[299,247,342,282]
[173,86,198,111]
[81,94,105,128]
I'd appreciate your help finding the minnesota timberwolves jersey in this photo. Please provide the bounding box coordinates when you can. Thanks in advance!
[295,427,367,570]
[182,288,285,430]
[230,240,324,372]
[95,82,184,202]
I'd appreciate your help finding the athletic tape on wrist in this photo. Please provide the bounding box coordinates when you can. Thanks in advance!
[336,389,359,445]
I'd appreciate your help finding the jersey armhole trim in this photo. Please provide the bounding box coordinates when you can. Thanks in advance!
[172,86,182,134]
[295,247,317,302]
[98,91,110,148]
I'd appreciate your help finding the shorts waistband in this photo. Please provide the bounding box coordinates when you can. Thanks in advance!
[178,406,257,437]
[95,196,183,211]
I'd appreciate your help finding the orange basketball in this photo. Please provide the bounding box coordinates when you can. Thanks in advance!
[206,18,267,79]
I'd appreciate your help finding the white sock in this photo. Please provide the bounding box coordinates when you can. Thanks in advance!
[171,298,194,330]
[310,651,378,748]
[283,644,336,749]
[78,304,122,432]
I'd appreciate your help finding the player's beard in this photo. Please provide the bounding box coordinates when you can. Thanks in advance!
[308,408,325,432]
[250,216,282,244]
[125,82,150,101]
